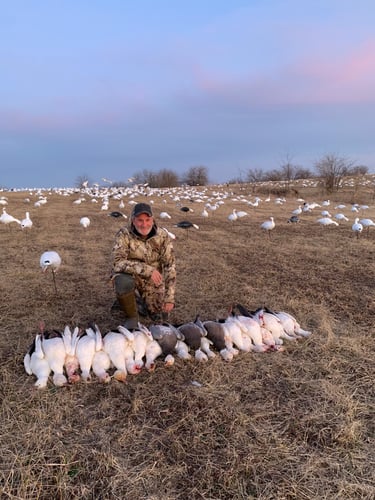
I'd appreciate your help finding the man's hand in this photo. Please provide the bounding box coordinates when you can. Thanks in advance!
[151,269,163,286]
[163,302,174,313]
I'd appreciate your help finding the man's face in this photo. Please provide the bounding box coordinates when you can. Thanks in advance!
[133,213,154,236]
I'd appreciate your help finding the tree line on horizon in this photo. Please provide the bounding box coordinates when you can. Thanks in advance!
[77,154,371,194]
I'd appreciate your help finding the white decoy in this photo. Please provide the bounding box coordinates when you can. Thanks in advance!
[80,216,91,228]
[359,218,375,235]
[21,212,33,229]
[352,218,363,239]
[236,210,248,218]
[40,251,62,293]
[321,210,331,217]
[334,213,349,222]
[360,205,369,211]
[40,251,62,272]
[0,208,21,227]
[291,206,302,216]
[260,217,275,238]
[162,227,176,240]
[201,208,209,218]
[322,200,330,206]
[316,217,339,227]
[159,211,171,219]
[228,209,238,222]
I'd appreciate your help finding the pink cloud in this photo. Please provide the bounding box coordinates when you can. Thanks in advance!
[188,38,375,109]
[292,39,375,104]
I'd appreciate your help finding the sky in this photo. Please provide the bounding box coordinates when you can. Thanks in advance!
[1,0,375,189]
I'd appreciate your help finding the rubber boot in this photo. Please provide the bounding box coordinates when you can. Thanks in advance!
[117,291,139,330]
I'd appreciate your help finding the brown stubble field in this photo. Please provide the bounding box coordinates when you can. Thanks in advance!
[0,179,374,499]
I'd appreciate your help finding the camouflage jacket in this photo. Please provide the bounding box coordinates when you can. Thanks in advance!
[112,222,176,304]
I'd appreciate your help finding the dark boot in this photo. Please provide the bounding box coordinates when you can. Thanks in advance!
[117,291,139,330]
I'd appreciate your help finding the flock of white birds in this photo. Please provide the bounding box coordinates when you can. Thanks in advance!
[1,179,374,242]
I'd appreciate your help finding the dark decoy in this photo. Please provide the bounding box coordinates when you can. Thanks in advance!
[109,211,127,218]
[287,215,300,223]
[174,220,199,238]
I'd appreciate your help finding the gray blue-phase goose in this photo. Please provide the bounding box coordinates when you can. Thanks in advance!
[177,315,207,350]
[149,323,183,355]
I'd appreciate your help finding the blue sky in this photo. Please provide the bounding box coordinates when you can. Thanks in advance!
[1,0,375,188]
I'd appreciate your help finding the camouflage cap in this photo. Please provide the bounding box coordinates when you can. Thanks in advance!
[132,202,153,217]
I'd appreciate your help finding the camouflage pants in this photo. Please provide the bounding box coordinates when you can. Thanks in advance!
[112,273,165,315]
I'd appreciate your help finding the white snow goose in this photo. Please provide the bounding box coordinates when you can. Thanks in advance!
[260,217,275,238]
[24,334,51,389]
[352,218,363,239]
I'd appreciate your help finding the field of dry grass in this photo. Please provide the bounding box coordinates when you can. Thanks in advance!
[0,178,374,499]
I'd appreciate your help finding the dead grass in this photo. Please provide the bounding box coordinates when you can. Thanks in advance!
[0,181,374,499]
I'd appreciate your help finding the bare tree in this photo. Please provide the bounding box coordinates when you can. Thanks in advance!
[131,168,180,188]
[245,168,265,183]
[155,169,180,188]
[280,154,296,187]
[294,167,313,179]
[314,154,355,193]
[348,165,369,176]
[263,169,283,181]
[182,166,209,186]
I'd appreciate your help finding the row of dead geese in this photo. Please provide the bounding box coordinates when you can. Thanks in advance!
[24,304,312,389]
